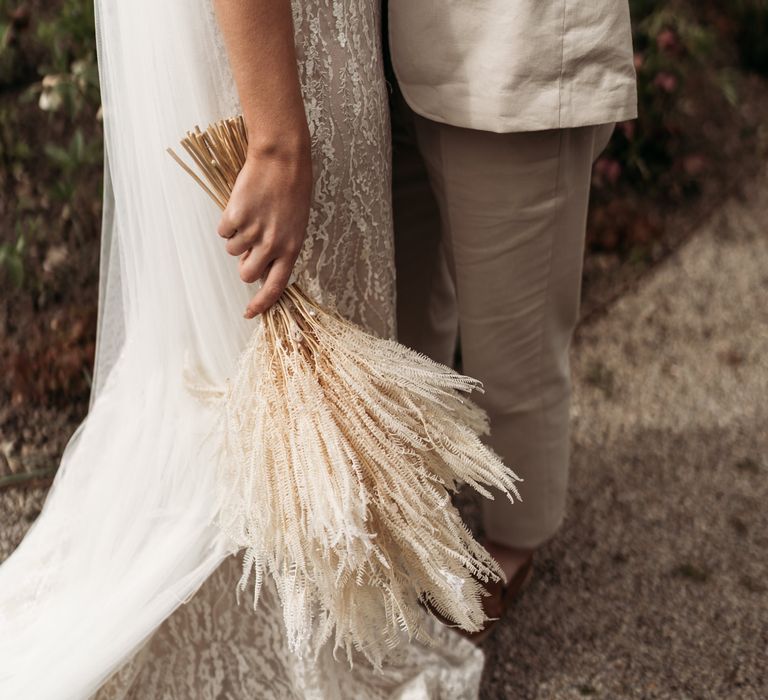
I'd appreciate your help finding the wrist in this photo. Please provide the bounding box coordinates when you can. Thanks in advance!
[246,126,311,165]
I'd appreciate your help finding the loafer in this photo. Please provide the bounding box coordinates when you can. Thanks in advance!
[419,550,535,645]
[459,551,534,645]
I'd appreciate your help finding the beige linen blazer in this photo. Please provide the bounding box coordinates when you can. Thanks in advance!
[387,1,638,133]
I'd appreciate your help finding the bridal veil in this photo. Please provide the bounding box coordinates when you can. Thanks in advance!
[0,1,484,697]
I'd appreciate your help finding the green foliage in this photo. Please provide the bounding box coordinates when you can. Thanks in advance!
[0,103,30,165]
[33,54,101,118]
[0,0,102,294]
[44,126,102,202]
[620,4,718,191]
[32,0,100,117]
[589,0,767,254]
[34,0,95,75]
[0,0,99,112]
[0,226,25,288]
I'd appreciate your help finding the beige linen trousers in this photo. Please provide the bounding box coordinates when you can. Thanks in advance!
[385,2,637,548]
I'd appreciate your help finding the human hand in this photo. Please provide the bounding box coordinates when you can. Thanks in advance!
[217,137,312,318]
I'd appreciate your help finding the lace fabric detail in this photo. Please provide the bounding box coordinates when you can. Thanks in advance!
[290,0,396,341]
[202,0,395,341]
[91,0,483,697]
[94,556,483,700]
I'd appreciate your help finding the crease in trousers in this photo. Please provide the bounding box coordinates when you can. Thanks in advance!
[390,80,615,549]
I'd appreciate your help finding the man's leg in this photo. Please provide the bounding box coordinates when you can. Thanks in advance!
[406,112,615,551]
[390,79,459,366]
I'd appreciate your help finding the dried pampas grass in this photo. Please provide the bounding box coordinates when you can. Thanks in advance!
[167,115,524,670]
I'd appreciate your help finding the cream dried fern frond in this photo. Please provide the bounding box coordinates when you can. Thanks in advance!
[168,116,524,671]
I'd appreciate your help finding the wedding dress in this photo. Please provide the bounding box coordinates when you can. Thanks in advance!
[0,0,485,697]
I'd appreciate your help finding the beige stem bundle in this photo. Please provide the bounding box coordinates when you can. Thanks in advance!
[167,115,524,671]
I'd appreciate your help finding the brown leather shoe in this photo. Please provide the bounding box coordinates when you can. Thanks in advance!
[420,550,535,645]
[459,551,534,645]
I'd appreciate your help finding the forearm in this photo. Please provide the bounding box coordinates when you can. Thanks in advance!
[212,1,313,316]
[212,0,310,159]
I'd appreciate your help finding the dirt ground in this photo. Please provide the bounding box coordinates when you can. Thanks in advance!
[477,167,768,699]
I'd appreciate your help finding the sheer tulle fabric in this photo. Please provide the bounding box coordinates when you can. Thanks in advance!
[0,1,484,697]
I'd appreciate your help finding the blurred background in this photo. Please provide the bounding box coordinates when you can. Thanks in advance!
[0,1,766,698]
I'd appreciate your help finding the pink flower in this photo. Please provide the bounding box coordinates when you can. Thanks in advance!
[653,72,678,93]
[619,120,636,141]
[656,28,679,53]
[683,154,707,177]
[594,158,622,185]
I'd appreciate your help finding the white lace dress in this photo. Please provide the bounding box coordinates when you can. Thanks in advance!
[88,1,484,697]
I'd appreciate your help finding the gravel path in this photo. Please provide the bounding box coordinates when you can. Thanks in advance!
[480,169,768,699]
[2,171,766,698]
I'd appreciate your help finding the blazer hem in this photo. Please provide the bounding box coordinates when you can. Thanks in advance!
[393,73,639,135]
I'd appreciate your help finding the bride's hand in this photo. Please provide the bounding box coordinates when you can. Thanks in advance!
[217,136,313,319]
[212,0,312,318]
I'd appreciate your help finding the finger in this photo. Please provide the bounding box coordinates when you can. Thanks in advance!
[244,256,295,318]
[238,245,273,285]
[217,224,236,240]
[216,210,242,239]
[225,227,261,257]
